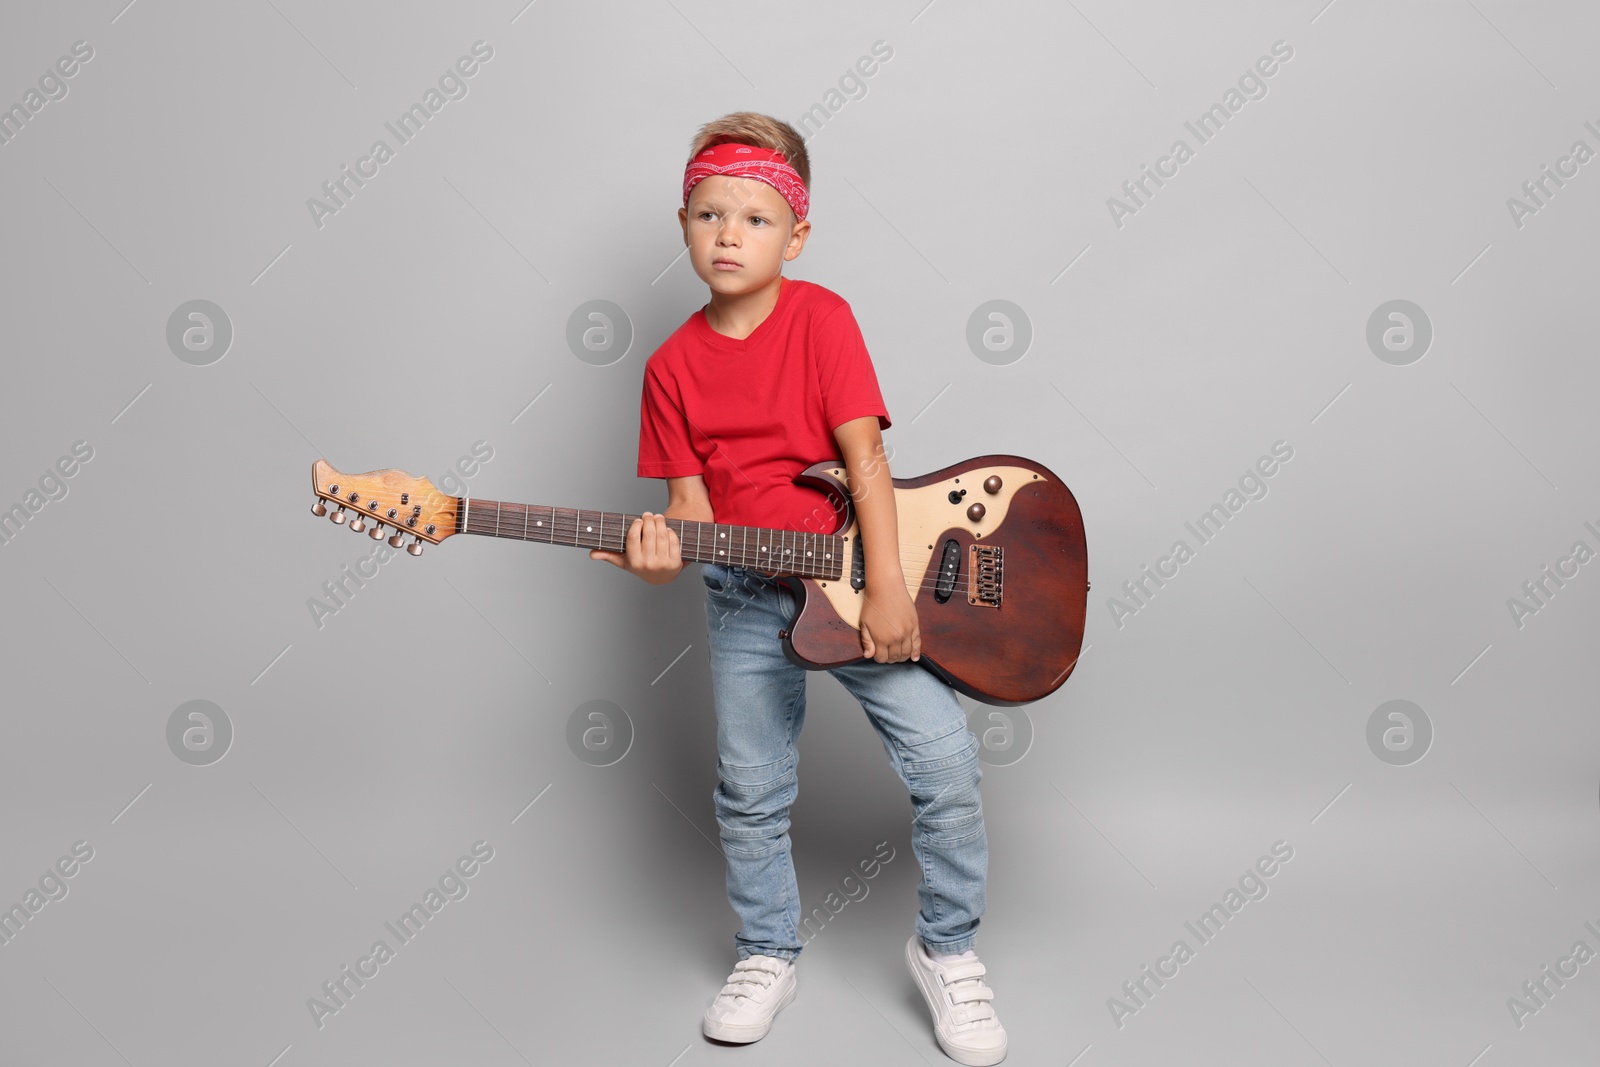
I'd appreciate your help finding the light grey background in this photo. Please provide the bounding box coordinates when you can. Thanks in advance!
[2,1,1596,1064]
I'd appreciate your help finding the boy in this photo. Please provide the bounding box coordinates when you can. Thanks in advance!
[590,112,1005,1066]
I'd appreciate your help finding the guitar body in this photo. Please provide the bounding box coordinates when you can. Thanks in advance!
[772,454,1088,706]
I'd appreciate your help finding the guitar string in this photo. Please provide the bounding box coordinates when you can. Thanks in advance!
[453,505,1003,596]
[456,504,989,572]
[319,494,1013,593]
[335,502,996,591]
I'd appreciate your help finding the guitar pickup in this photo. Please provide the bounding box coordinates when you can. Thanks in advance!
[968,543,1002,608]
[934,539,961,603]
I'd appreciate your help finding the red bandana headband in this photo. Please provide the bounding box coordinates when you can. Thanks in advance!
[683,142,809,222]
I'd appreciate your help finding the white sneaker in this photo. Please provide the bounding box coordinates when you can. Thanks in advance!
[702,954,798,1043]
[905,936,1008,1065]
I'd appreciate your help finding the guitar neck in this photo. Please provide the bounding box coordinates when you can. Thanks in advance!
[456,498,847,580]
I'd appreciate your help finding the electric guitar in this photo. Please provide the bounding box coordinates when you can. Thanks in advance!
[308,454,1088,705]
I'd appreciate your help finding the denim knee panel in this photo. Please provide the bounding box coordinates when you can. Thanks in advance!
[902,728,985,847]
[712,751,799,859]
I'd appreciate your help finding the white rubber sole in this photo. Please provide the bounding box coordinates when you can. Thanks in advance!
[702,969,797,1043]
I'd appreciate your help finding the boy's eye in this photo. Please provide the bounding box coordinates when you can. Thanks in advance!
[750,217,768,227]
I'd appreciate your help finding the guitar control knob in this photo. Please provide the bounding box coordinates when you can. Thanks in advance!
[984,475,1002,494]
[311,498,327,516]
[368,523,386,540]
[387,530,405,548]
[330,505,347,525]
[407,536,424,556]
[966,502,986,523]
[777,629,789,640]
[349,515,367,533]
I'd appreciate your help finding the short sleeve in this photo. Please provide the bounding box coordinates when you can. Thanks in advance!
[814,303,892,432]
[637,360,704,478]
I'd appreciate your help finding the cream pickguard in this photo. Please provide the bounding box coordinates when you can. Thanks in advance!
[805,463,1043,627]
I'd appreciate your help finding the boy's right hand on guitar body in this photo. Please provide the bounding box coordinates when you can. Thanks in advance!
[589,511,685,585]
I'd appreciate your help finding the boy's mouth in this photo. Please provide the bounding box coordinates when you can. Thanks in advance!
[712,258,742,271]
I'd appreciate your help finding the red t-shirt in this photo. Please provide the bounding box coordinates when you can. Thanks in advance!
[637,277,892,534]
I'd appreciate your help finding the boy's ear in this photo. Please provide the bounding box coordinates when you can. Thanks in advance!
[783,218,811,262]
[678,206,689,240]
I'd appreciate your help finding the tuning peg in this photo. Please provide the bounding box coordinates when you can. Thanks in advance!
[406,536,424,556]
[349,515,366,533]
[311,498,327,516]
[368,522,386,540]
[387,530,405,548]
[330,505,347,525]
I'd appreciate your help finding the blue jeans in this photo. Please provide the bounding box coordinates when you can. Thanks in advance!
[700,561,989,962]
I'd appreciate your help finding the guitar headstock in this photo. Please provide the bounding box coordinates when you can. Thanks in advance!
[310,460,460,556]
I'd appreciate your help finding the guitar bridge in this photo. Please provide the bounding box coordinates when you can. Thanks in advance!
[968,543,1002,608]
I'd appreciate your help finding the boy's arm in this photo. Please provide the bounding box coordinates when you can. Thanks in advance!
[664,474,714,524]
[833,416,920,663]
[663,475,714,572]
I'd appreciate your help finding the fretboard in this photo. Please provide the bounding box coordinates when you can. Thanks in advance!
[456,499,846,580]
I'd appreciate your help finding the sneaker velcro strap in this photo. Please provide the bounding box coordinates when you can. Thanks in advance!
[940,962,988,984]
[950,985,995,1004]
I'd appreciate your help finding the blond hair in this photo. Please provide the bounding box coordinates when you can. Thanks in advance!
[687,111,811,191]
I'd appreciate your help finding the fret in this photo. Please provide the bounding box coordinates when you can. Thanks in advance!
[495,500,502,537]
[741,525,748,568]
[573,509,581,546]
[694,520,702,564]
[521,503,528,541]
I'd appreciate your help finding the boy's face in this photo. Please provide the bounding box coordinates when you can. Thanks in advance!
[679,176,810,297]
